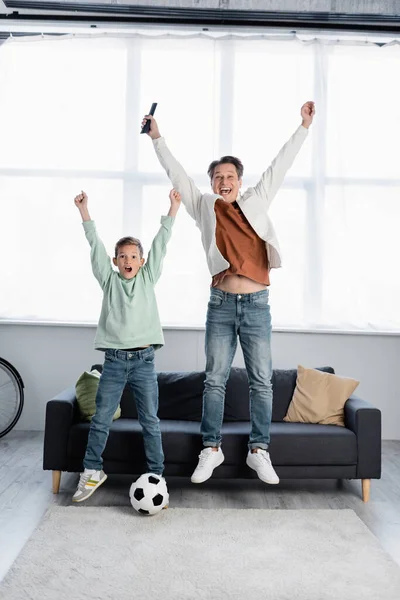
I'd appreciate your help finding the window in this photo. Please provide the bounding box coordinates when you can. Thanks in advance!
[0,32,399,331]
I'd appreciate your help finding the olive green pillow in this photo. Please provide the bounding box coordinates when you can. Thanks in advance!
[75,369,121,422]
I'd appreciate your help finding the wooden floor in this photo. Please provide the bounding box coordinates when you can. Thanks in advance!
[1,431,400,581]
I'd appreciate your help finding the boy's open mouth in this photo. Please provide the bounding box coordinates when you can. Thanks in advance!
[125,267,133,273]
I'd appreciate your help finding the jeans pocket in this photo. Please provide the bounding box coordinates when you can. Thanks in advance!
[253,294,269,308]
[143,350,155,364]
[208,294,223,308]
[104,350,117,362]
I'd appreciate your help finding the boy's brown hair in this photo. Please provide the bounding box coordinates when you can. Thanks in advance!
[114,237,144,259]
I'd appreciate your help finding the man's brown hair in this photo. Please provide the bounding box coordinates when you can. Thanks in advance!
[207,156,244,180]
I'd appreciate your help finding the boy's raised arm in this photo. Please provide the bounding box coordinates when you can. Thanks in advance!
[74,191,112,289]
[144,189,182,284]
[74,190,91,222]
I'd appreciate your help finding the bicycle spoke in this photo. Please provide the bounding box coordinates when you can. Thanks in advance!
[0,359,24,437]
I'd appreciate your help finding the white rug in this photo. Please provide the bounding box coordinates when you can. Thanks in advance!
[1,507,399,600]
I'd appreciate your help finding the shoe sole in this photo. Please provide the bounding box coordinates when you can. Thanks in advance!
[191,454,225,484]
[246,458,280,485]
[72,473,108,503]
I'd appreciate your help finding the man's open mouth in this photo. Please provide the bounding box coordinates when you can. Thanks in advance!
[220,187,232,195]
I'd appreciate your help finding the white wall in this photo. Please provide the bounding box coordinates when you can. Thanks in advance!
[0,324,398,439]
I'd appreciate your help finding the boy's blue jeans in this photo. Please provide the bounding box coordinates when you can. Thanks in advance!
[83,346,164,475]
[201,288,273,450]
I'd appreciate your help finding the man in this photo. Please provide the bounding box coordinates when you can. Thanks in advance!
[142,101,315,485]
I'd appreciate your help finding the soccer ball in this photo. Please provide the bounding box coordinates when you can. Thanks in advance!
[129,473,169,516]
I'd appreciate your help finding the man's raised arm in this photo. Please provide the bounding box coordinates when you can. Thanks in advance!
[252,101,315,211]
[142,114,202,223]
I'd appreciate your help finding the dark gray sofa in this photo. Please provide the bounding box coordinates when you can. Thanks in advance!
[43,365,381,502]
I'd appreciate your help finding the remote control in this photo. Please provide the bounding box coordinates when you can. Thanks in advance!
[140,103,158,134]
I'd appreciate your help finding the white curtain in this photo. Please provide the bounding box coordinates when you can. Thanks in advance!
[0,32,399,332]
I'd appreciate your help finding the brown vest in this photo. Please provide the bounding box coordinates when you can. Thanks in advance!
[211,199,270,288]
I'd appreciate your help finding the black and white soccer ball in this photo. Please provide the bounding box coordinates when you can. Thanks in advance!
[129,473,169,516]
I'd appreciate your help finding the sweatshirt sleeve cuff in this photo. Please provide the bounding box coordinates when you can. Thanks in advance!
[82,220,96,231]
[160,215,175,227]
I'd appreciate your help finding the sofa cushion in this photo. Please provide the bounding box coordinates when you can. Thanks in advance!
[284,365,359,426]
[68,419,147,463]
[91,365,246,422]
[90,364,335,423]
[68,419,357,467]
[205,422,356,467]
[119,371,205,421]
[158,371,205,421]
[268,422,357,466]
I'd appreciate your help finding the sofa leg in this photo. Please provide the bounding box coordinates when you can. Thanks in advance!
[361,478,370,503]
[52,470,61,494]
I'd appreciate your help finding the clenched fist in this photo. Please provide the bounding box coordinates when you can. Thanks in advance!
[74,191,88,208]
[141,115,161,140]
[301,101,315,128]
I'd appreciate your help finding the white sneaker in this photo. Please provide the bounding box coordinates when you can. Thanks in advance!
[191,447,225,484]
[72,468,108,502]
[246,450,279,484]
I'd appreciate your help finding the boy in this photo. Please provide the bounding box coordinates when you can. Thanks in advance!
[72,188,181,502]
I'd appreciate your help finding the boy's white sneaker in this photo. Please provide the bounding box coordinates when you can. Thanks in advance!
[191,447,225,484]
[246,449,279,484]
[72,468,108,502]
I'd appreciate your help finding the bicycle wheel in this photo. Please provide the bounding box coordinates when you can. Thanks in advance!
[0,357,24,438]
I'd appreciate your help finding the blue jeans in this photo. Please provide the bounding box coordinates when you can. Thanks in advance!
[83,346,164,475]
[201,288,273,450]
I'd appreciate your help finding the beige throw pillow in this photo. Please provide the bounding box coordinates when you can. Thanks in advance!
[283,365,359,427]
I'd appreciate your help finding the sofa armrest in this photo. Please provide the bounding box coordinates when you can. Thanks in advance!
[344,394,381,479]
[43,386,78,471]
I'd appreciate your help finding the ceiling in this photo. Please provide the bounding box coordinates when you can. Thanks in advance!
[0,0,399,33]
